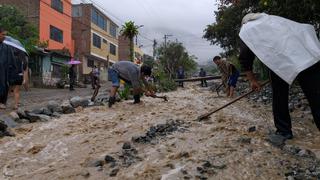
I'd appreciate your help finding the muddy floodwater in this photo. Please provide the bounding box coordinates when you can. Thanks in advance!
[0,83,319,180]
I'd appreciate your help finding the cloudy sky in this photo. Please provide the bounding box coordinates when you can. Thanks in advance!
[73,0,222,64]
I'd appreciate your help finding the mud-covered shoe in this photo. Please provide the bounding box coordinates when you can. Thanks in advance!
[275,131,293,140]
[108,97,115,108]
[133,95,140,104]
[267,132,293,147]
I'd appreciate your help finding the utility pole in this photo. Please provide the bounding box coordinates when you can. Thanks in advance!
[163,34,173,77]
[153,39,157,60]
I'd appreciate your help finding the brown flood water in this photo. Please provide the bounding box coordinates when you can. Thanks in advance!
[0,83,319,180]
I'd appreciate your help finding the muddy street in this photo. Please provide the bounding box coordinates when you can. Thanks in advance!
[0,83,319,180]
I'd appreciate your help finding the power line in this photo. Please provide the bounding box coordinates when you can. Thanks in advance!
[83,0,156,45]
[85,0,125,25]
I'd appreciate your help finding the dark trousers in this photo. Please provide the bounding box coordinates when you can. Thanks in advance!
[201,80,207,87]
[270,62,320,134]
[0,85,9,104]
[70,78,75,90]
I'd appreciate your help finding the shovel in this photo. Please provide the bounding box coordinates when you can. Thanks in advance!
[215,83,224,96]
[197,80,270,121]
[148,94,168,102]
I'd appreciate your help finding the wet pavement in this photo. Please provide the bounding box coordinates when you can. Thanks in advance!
[0,82,111,114]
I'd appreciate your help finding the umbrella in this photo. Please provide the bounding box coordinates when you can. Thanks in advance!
[3,36,27,53]
[67,58,82,65]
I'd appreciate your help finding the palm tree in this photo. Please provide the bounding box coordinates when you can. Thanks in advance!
[120,21,140,61]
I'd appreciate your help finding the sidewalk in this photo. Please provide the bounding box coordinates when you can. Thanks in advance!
[0,82,111,113]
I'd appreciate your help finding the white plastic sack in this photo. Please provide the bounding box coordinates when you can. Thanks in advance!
[239,13,320,84]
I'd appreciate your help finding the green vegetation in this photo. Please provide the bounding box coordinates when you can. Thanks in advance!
[118,84,131,100]
[153,64,177,92]
[203,0,320,79]
[120,21,140,62]
[151,41,197,92]
[156,41,198,78]
[0,5,38,53]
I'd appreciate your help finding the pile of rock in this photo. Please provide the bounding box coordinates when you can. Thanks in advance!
[0,95,110,137]
[131,120,187,144]
[87,142,142,177]
[236,81,310,113]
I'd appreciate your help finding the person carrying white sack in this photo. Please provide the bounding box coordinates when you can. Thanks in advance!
[239,13,320,142]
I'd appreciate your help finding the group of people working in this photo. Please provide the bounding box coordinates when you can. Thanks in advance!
[107,13,320,143]
[0,27,28,110]
[1,12,320,143]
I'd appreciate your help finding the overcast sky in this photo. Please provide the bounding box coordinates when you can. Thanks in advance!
[73,0,222,64]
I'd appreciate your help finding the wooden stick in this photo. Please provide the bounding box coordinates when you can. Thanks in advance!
[149,95,168,101]
[197,80,270,121]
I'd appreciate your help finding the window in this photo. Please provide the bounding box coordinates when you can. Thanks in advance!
[91,9,107,30]
[92,33,101,48]
[87,59,94,68]
[72,6,82,17]
[110,24,117,38]
[50,25,63,43]
[110,43,116,55]
[51,0,63,13]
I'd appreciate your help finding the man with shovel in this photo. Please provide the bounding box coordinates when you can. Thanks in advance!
[239,13,320,143]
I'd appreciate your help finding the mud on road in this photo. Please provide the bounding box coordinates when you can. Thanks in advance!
[0,83,319,180]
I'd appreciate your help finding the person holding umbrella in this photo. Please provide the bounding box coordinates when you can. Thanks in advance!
[3,35,29,109]
[67,59,81,91]
[0,27,15,110]
[69,64,76,91]
[8,46,28,109]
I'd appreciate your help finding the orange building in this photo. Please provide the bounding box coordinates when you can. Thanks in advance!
[0,0,74,56]
[39,0,74,56]
[0,0,75,86]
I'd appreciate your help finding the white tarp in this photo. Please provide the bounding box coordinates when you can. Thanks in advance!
[239,13,320,84]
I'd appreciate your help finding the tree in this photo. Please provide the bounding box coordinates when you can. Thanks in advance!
[120,21,140,61]
[156,41,197,78]
[204,0,320,55]
[142,54,155,68]
[0,5,38,53]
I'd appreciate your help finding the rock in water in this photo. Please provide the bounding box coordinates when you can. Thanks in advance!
[52,112,61,118]
[248,126,256,132]
[9,111,20,121]
[17,108,28,119]
[122,142,132,150]
[61,100,75,114]
[25,113,51,123]
[0,115,18,128]
[70,96,89,108]
[31,108,44,114]
[47,101,63,113]
[105,155,116,164]
[42,107,53,116]
[109,168,119,177]
[0,119,8,132]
